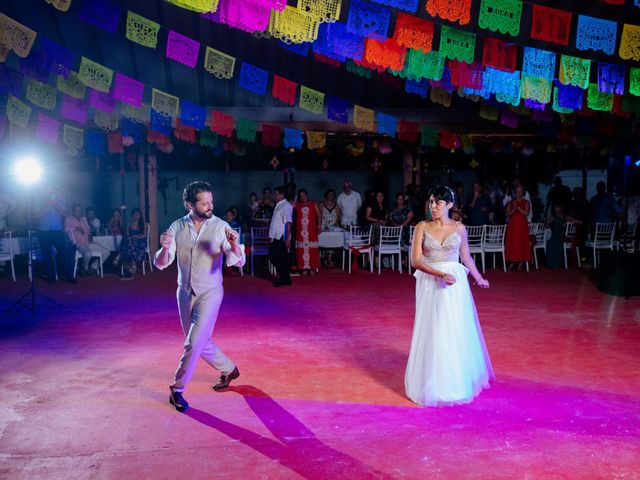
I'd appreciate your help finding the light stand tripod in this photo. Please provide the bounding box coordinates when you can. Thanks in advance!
[6,193,60,318]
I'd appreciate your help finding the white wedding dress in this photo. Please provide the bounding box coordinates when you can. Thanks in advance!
[405,228,494,406]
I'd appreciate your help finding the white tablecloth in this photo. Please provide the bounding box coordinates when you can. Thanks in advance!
[318,231,345,248]
[92,235,122,252]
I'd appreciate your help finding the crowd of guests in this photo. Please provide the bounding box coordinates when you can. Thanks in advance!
[221,176,638,285]
[5,188,150,283]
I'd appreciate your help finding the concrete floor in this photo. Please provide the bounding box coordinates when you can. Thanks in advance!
[0,263,639,479]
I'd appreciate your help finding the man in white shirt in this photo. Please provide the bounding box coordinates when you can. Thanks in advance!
[268,186,293,287]
[337,180,362,227]
[154,181,246,412]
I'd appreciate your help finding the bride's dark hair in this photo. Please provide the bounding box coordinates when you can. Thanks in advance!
[429,185,455,204]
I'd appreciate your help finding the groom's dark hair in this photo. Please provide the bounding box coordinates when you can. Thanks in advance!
[183,181,212,207]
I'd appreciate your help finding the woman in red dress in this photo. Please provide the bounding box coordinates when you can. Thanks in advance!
[294,189,321,275]
[505,185,531,271]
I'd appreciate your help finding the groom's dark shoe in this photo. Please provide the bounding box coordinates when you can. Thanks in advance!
[169,390,189,412]
[213,367,240,391]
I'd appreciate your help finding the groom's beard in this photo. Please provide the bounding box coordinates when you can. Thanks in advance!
[193,208,213,220]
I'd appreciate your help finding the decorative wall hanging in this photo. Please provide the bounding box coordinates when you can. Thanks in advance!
[530,5,572,46]
[204,0,273,34]
[107,132,124,153]
[19,50,52,83]
[269,6,320,44]
[377,112,397,136]
[238,62,269,95]
[306,130,326,149]
[57,71,87,99]
[261,124,282,147]
[425,0,472,26]
[36,113,60,143]
[371,0,418,13]
[479,102,499,121]
[327,22,365,60]
[210,110,234,137]
[406,49,445,81]
[485,68,521,106]
[299,0,342,23]
[586,83,613,111]
[420,125,438,147]
[272,75,298,106]
[481,37,517,73]
[25,78,57,110]
[39,37,74,78]
[174,120,197,143]
[299,85,325,114]
[558,55,590,90]
[364,38,407,71]
[346,0,391,41]
[6,95,32,128]
[95,110,119,131]
[63,124,84,152]
[85,130,106,155]
[204,47,236,79]
[552,87,576,114]
[166,30,201,68]
[78,57,113,93]
[630,68,640,96]
[150,109,172,135]
[44,0,72,12]
[619,23,640,62]
[393,13,434,53]
[167,0,219,12]
[448,61,483,90]
[327,96,350,123]
[522,47,556,81]
[278,39,310,56]
[439,26,475,64]
[113,72,144,106]
[236,118,257,142]
[121,104,149,124]
[576,15,617,55]
[0,13,37,59]
[151,88,180,117]
[398,120,418,142]
[598,63,626,95]
[79,0,121,34]
[0,65,24,96]
[60,94,88,124]
[354,105,374,130]
[520,75,552,104]
[430,86,452,107]
[180,100,207,130]
[88,88,116,113]
[477,0,522,37]
[126,11,160,49]
[283,128,304,149]
[405,78,428,98]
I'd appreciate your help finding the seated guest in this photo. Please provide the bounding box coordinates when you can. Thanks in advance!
[108,208,123,236]
[86,207,101,236]
[590,181,622,225]
[389,191,414,229]
[545,205,579,269]
[247,192,260,223]
[464,181,491,226]
[365,191,388,226]
[256,187,275,221]
[121,208,148,279]
[65,204,93,276]
[319,189,341,231]
[225,210,241,229]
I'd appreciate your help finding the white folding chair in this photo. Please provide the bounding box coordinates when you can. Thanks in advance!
[563,222,581,269]
[0,231,16,282]
[529,222,546,270]
[585,222,615,268]
[402,225,415,274]
[483,224,507,273]
[250,226,271,276]
[466,225,485,273]
[342,226,373,273]
[69,231,104,278]
[375,226,403,274]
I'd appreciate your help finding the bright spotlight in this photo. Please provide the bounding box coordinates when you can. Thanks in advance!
[14,157,43,185]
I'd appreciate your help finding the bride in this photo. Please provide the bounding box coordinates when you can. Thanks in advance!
[405,185,494,406]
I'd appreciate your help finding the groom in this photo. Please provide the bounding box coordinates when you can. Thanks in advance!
[154,181,246,412]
